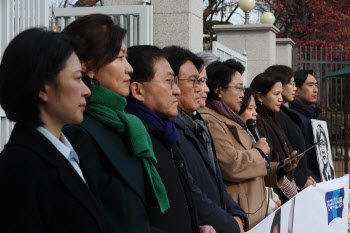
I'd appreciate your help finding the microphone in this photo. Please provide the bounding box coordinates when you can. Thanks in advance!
[246,119,270,165]
[246,119,261,141]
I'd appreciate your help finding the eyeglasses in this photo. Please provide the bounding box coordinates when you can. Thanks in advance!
[178,77,205,87]
[141,75,178,89]
[225,85,245,93]
[289,81,296,87]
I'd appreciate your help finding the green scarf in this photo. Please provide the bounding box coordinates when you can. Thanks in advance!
[86,84,169,213]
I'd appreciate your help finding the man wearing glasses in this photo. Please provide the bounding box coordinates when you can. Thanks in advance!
[164,46,248,233]
[126,45,216,233]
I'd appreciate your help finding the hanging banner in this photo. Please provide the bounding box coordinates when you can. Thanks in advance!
[247,175,349,233]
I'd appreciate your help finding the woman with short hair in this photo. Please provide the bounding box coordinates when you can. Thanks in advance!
[199,60,299,228]
[0,28,105,233]
[62,14,169,233]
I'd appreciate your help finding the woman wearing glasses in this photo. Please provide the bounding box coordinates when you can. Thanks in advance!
[250,72,301,204]
[62,14,169,233]
[199,59,300,229]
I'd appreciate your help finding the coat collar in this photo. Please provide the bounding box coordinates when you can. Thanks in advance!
[6,124,106,232]
[80,114,147,207]
[170,115,220,179]
[199,107,252,150]
[289,99,321,119]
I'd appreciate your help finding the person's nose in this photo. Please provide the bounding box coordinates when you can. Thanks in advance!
[194,83,202,92]
[173,83,181,96]
[81,80,91,98]
[278,94,283,102]
[125,59,133,74]
[204,82,209,94]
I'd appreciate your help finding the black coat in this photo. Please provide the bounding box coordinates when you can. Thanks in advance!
[289,99,322,182]
[279,104,308,189]
[256,109,294,203]
[171,116,248,233]
[0,124,107,233]
[63,114,151,233]
[126,108,199,233]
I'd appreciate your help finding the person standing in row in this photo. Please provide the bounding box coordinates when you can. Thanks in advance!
[289,70,322,182]
[200,60,299,228]
[164,46,249,233]
[250,72,300,204]
[62,14,169,233]
[126,45,215,233]
[265,65,316,190]
[0,28,106,233]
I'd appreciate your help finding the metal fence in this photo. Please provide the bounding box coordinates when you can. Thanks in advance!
[0,0,49,151]
[52,4,153,47]
[293,46,350,176]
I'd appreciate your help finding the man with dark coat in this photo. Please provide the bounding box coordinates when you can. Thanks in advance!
[126,45,215,233]
[164,45,248,233]
[265,65,317,189]
[289,69,322,182]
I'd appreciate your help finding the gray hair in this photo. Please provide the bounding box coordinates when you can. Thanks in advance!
[196,51,220,68]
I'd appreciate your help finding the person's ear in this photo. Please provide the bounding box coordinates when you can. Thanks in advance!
[81,62,95,79]
[38,80,52,103]
[257,92,264,103]
[214,86,223,99]
[130,82,145,102]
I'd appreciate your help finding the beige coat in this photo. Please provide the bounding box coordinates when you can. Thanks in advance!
[199,107,283,229]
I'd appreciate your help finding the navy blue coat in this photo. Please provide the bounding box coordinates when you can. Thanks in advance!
[289,99,322,182]
[171,116,248,233]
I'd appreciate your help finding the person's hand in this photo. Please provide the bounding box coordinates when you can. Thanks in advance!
[303,176,317,190]
[199,225,216,233]
[282,150,302,172]
[253,137,270,156]
[233,216,245,233]
[274,200,281,210]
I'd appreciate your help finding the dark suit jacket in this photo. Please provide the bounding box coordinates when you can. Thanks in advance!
[126,108,199,233]
[171,116,248,233]
[0,124,106,233]
[63,114,151,233]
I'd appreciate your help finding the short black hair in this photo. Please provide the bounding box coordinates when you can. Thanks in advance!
[163,46,203,77]
[294,69,314,89]
[206,59,245,100]
[238,88,257,115]
[265,65,294,85]
[0,28,74,127]
[62,14,126,84]
[127,45,167,83]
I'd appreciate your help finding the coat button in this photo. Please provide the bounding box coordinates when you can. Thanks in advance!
[179,163,184,168]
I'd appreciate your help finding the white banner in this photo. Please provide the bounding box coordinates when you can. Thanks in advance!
[248,175,349,233]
